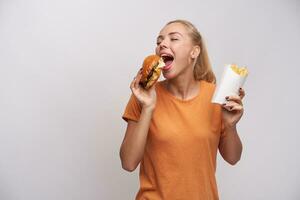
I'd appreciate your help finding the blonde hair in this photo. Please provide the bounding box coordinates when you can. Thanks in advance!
[166,20,216,83]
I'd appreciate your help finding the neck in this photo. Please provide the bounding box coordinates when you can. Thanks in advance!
[164,74,199,101]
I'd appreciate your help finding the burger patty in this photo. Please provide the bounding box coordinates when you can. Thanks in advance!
[140,62,160,88]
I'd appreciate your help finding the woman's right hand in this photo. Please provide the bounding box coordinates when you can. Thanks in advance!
[130,69,157,110]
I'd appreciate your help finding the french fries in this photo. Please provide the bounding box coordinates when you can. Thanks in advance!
[230,64,248,77]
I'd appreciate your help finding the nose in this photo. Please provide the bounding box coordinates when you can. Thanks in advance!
[156,39,168,52]
[158,39,168,50]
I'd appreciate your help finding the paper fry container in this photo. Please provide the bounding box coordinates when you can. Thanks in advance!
[212,64,248,104]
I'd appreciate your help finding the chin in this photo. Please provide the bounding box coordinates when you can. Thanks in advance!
[162,71,176,80]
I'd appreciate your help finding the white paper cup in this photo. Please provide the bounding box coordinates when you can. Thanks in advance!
[212,64,248,104]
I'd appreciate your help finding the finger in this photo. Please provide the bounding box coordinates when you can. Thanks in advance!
[222,104,243,112]
[223,101,240,107]
[134,73,142,89]
[222,104,233,112]
[130,72,140,89]
[239,87,245,99]
[131,68,143,88]
[225,95,242,105]
[135,67,143,76]
[222,101,241,111]
[130,79,136,91]
[230,104,244,112]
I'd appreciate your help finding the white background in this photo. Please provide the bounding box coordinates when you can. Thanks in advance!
[0,0,299,199]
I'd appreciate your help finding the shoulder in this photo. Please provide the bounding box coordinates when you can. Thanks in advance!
[200,80,217,94]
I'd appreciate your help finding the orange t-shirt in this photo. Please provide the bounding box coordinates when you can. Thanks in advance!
[122,80,225,200]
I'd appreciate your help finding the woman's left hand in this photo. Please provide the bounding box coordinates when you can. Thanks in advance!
[222,88,246,128]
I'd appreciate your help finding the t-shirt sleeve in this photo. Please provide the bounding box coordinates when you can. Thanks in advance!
[122,94,142,122]
[220,116,227,138]
[209,81,227,138]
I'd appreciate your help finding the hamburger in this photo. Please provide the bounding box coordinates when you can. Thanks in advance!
[139,55,165,89]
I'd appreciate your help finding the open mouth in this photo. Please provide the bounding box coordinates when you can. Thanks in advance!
[161,55,174,67]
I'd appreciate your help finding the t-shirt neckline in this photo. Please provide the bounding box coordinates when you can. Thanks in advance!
[157,80,204,104]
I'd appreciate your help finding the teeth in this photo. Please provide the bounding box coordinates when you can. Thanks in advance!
[161,54,173,58]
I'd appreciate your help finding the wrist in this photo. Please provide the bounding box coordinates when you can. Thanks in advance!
[142,104,155,113]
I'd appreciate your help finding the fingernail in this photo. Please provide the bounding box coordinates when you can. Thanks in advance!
[225,96,229,100]
[239,87,242,91]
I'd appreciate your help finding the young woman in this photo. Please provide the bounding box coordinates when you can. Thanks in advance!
[120,19,245,200]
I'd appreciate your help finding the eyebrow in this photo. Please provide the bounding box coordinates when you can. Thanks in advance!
[156,32,183,41]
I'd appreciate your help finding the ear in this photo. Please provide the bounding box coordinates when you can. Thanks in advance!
[190,45,200,59]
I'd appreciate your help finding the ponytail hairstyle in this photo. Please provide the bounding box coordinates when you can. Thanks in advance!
[166,20,216,83]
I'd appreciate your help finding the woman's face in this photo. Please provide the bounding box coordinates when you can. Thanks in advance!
[155,22,198,80]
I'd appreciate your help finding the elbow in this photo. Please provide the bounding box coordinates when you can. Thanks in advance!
[119,151,138,172]
[119,146,140,172]
[225,152,242,165]
[121,161,138,172]
[222,144,243,166]
[226,157,241,165]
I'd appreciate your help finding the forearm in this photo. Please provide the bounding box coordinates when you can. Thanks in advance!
[219,125,243,165]
[120,107,154,171]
